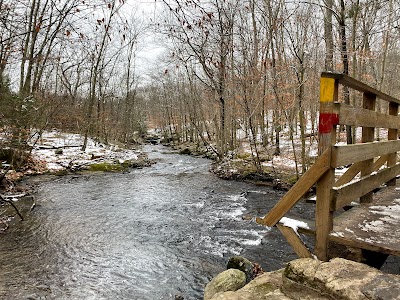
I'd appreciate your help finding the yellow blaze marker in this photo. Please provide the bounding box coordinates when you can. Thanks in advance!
[320,77,335,103]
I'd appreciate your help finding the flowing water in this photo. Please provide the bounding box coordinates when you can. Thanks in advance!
[0,145,306,300]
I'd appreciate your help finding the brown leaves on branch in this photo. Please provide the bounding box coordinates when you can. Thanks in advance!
[35,23,41,33]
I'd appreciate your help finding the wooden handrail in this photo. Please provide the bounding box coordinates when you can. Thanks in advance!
[331,140,400,168]
[322,72,400,104]
[333,103,400,129]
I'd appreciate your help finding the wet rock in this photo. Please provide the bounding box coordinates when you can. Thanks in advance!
[227,256,254,283]
[145,136,159,145]
[204,269,246,300]
[241,215,253,221]
[179,148,192,155]
[210,159,276,186]
[128,158,154,168]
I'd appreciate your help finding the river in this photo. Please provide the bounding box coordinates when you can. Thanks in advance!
[0,145,306,300]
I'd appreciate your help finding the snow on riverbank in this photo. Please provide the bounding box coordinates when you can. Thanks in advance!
[30,130,143,173]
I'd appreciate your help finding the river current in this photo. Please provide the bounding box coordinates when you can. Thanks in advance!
[0,145,303,299]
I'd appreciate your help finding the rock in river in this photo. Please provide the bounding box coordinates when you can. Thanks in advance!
[204,269,247,300]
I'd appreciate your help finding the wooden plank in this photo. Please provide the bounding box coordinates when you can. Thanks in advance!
[387,102,399,186]
[333,163,400,210]
[277,224,313,258]
[334,103,400,129]
[334,161,363,187]
[373,155,388,172]
[331,140,400,168]
[329,235,400,257]
[360,92,376,203]
[335,155,388,187]
[331,186,400,256]
[321,72,400,105]
[334,155,388,189]
[256,148,331,227]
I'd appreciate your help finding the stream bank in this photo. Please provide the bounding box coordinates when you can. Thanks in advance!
[0,131,153,230]
[165,141,299,191]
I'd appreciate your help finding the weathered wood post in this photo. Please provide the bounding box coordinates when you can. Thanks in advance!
[360,92,376,203]
[388,102,399,186]
[315,75,338,261]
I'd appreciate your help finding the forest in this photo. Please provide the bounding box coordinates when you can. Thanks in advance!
[1,0,400,177]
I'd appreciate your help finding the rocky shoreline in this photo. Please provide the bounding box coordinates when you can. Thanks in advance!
[166,141,296,191]
[205,256,400,300]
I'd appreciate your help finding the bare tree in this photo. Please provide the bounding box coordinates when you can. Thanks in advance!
[81,0,126,151]
[160,0,238,158]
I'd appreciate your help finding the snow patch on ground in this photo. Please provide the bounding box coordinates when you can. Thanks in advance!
[262,156,297,169]
[30,130,142,173]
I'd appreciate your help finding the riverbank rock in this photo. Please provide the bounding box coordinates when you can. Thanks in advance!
[227,256,257,283]
[209,158,288,189]
[204,269,247,300]
[206,258,400,300]
[284,258,400,300]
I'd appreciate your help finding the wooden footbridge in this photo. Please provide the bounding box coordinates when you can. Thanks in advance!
[257,72,400,264]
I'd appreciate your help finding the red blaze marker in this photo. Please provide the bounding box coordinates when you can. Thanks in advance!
[319,113,339,134]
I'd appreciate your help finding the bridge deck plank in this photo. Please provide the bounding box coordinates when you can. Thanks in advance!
[330,186,400,256]
[282,186,400,257]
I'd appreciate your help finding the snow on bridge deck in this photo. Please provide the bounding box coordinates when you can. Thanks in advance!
[330,186,400,256]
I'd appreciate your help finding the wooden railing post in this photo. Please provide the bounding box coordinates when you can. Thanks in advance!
[360,92,376,203]
[315,76,338,261]
[387,102,399,186]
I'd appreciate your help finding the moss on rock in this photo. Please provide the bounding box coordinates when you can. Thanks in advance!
[204,269,247,300]
[88,162,127,172]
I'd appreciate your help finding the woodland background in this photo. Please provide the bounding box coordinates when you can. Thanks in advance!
[1,0,400,177]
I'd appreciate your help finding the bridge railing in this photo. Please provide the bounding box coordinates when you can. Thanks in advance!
[257,72,400,261]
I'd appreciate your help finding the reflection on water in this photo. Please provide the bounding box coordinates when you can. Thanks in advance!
[0,145,294,299]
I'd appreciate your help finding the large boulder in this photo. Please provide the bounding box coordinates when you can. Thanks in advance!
[204,269,247,300]
[283,258,400,300]
[206,257,400,300]
[209,291,256,300]
[210,290,293,300]
[209,269,290,300]
[239,269,283,297]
